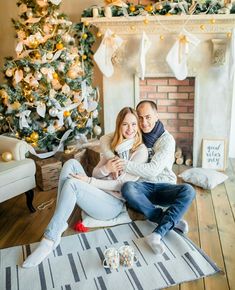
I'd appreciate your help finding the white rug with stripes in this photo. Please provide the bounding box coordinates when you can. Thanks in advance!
[0,220,220,290]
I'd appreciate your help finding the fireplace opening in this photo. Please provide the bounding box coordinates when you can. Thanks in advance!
[139,77,195,166]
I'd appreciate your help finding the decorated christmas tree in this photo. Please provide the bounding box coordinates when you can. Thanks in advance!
[0,0,100,151]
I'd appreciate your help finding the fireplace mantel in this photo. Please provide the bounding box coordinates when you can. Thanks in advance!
[82,14,235,34]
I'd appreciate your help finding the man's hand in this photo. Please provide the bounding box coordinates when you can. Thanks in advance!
[70,173,89,183]
[105,156,124,175]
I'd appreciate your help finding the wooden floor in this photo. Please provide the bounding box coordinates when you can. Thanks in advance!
[0,160,235,290]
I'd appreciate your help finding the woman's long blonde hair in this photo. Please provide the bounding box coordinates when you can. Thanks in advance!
[111,107,142,153]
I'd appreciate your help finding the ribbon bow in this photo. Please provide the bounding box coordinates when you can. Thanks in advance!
[17,110,31,129]
[50,98,79,127]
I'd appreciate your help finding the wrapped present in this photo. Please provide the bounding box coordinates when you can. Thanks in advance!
[35,157,62,191]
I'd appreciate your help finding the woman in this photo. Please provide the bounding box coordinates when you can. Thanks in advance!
[22,107,148,268]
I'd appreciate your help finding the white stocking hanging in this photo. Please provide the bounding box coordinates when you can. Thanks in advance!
[166,29,200,80]
[94,29,123,78]
[140,32,152,80]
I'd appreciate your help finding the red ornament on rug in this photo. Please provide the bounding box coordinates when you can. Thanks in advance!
[74,220,89,232]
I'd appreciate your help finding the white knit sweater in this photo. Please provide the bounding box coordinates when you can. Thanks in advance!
[90,143,148,200]
[100,131,176,184]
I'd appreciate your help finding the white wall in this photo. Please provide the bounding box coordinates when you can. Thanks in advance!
[229,77,235,157]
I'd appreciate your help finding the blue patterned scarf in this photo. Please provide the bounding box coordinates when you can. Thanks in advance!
[142,120,165,149]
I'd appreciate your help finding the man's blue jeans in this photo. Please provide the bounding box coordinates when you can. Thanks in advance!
[121,182,195,237]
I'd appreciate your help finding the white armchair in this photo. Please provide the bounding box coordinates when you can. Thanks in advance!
[0,135,36,212]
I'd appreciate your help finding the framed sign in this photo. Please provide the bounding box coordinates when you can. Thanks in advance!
[202,139,226,171]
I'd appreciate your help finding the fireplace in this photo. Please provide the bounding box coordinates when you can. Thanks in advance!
[83,14,235,167]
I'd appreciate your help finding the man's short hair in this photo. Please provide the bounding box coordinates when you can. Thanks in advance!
[136,100,158,112]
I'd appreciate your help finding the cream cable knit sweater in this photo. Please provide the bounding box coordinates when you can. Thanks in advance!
[100,131,176,184]
[90,143,148,200]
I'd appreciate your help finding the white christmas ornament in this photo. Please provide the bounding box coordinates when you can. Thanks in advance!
[49,107,58,117]
[37,102,46,118]
[93,125,102,136]
[47,124,56,134]
[139,32,151,80]
[92,109,99,118]
[166,29,200,80]
[94,29,123,78]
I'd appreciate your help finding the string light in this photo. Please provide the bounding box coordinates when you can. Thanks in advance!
[144,19,149,25]
[210,18,216,24]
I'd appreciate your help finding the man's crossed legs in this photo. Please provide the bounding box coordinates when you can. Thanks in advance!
[121,182,195,254]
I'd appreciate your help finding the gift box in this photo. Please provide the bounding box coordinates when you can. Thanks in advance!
[35,157,62,191]
[55,148,87,165]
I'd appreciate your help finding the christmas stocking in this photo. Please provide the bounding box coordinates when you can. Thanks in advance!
[94,29,123,78]
[140,32,151,80]
[166,29,200,80]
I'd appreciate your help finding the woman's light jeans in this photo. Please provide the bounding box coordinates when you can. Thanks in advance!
[44,159,124,242]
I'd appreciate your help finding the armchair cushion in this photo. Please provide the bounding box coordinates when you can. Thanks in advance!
[0,135,29,161]
[0,136,36,211]
[0,158,36,188]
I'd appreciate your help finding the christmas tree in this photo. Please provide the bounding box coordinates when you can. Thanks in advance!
[0,0,100,151]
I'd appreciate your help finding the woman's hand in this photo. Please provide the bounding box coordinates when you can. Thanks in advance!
[104,157,124,174]
[70,173,90,183]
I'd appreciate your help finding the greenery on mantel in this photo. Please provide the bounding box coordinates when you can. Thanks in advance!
[82,1,235,17]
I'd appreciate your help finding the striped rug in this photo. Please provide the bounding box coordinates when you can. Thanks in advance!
[0,220,220,290]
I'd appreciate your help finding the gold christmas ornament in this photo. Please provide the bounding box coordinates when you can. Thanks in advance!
[129,5,136,12]
[30,132,39,141]
[82,54,87,60]
[29,39,39,49]
[2,152,13,162]
[56,42,64,50]
[82,33,88,40]
[83,21,89,26]
[63,111,71,117]
[227,32,232,39]
[96,31,102,38]
[15,132,19,138]
[53,72,59,79]
[145,5,153,12]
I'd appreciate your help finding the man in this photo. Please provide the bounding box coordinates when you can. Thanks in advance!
[100,100,195,254]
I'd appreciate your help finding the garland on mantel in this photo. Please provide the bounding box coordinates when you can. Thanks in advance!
[82,0,235,17]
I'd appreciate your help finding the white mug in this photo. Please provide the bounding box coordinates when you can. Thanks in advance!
[118,245,138,267]
[103,247,119,270]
